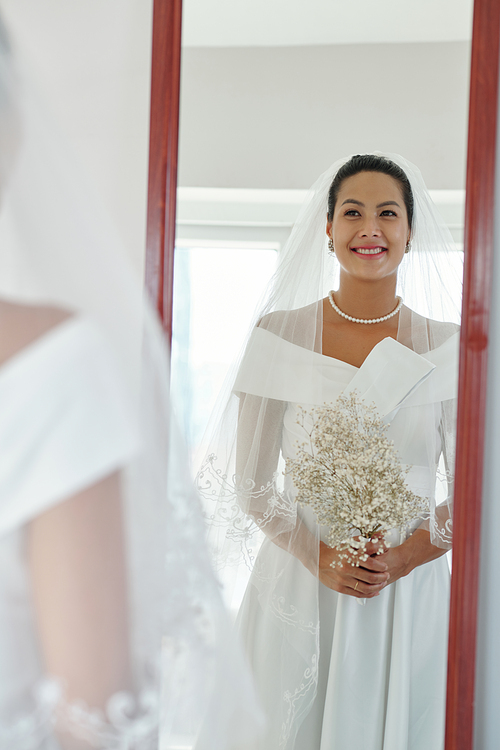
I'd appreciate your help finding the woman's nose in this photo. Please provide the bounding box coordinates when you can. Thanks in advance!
[359,216,382,237]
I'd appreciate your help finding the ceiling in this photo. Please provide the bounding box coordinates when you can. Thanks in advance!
[182,0,474,47]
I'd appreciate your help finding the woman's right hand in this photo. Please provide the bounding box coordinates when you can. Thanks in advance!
[317,541,389,598]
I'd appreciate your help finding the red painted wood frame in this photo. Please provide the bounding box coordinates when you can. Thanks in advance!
[145,0,182,342]
[445,0,500,747]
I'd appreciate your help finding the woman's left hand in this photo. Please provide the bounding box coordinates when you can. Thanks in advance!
[371,542,411,586]
[353,537,409,591]
[358,529,448,589]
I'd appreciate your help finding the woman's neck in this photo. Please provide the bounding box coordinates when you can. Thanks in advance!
[333,275,399,320]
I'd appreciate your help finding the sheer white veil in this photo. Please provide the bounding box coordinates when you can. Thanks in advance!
[0,13,263,750]
[197,152,462,747]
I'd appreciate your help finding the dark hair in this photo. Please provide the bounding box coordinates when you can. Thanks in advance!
[327,154,414,229]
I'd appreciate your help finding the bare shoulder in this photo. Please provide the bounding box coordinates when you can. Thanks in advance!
[399,307,459,351]
[257,302,320,347]
[426,317,460,347]
[0,300,73,365]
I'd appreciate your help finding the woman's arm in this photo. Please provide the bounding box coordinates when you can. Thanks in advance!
[375,528,448,585]
[236,392,319,571]
[28,472,131,749]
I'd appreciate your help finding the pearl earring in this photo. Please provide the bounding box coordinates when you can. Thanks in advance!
[328,236,334,253]
[405,241,411,253]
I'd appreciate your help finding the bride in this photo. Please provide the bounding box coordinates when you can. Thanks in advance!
[198,153,461,750]
[0,12,262,750]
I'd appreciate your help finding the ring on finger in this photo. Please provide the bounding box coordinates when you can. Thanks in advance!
[354,581,359,591]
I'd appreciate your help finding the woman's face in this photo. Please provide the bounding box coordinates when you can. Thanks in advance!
[327,171,410,284]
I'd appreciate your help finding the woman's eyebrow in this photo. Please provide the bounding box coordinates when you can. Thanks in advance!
[341,198,364,206]
[340,199,401,208]
[376,200,401,208]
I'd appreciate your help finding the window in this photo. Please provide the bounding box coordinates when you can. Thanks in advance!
[172,243,278,468]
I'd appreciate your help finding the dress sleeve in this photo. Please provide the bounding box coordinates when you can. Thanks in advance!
[414,397,455,549]
[234,390,319,574]
[0,318,137,536]
[433,397,456,548]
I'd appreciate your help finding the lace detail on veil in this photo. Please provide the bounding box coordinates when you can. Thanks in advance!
[429,511,453,546]
[0,679,159,750]
[269,595,319,635]
[0,682,55,750]
[428,457,454,547]
[54,685,159,749]
[197,453,296,569]
[279,656,318,749]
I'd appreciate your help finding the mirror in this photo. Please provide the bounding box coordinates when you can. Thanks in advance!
[174,0,473,747]
[174,0,471,456]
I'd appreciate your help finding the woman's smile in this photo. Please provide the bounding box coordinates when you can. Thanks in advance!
[350,245,387,258]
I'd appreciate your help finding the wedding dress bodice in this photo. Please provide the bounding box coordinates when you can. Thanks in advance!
[236,325,458,507]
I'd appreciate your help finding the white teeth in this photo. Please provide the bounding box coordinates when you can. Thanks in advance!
[353,247,386,255]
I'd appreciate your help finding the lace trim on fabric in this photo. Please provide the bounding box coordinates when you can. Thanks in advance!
[0,679,159,750]
[0,681,55,750]
[269,595,319,635]
[55,687,159,749]
[279,655,318,749]
[431,464,453,545]
[429,514,453,546]
[197,453,296,568]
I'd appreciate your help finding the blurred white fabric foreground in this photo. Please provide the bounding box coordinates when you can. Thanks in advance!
[0,9,263,750]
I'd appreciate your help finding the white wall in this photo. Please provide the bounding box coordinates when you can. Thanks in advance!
[0,5,470,272]
[179,42,470,191]
[182,0,473,47]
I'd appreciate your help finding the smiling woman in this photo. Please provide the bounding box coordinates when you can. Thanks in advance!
[323,159,414,365]
[197,153,462,750]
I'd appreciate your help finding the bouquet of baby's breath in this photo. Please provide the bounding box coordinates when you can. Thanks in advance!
[285,391,428,567]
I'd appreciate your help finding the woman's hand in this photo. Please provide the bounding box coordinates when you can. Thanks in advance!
[377,528,448,584]
[317,529,448,599]
[318,540,389,599]
[372,541,412,586]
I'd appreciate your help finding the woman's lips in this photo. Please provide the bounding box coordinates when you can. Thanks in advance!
[351,246,387,259]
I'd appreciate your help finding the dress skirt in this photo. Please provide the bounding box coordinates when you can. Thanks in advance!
[237,538,449,750]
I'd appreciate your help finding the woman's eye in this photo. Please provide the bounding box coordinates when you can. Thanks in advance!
[344,209,360,216]
[380,210,397,216]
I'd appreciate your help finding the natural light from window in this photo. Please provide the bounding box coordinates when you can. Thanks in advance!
[171,244,278,468]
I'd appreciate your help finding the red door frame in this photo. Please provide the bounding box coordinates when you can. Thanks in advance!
[145,1,500,747]
[144,0,182,342]
[445,0,500,747]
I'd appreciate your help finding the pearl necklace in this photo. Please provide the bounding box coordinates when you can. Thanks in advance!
[328,291,403,324]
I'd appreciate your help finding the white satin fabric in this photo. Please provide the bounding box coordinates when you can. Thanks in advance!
[0,313,265,750]
[0,318,137,537]
[0,317,138,747]
[235,328,458,750]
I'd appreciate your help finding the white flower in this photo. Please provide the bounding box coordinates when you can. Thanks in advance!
[285,391,429,568]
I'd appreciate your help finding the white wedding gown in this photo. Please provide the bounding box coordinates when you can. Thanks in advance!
[0,316,139,746]
[234,326,459,750]
[0,314,265,750]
